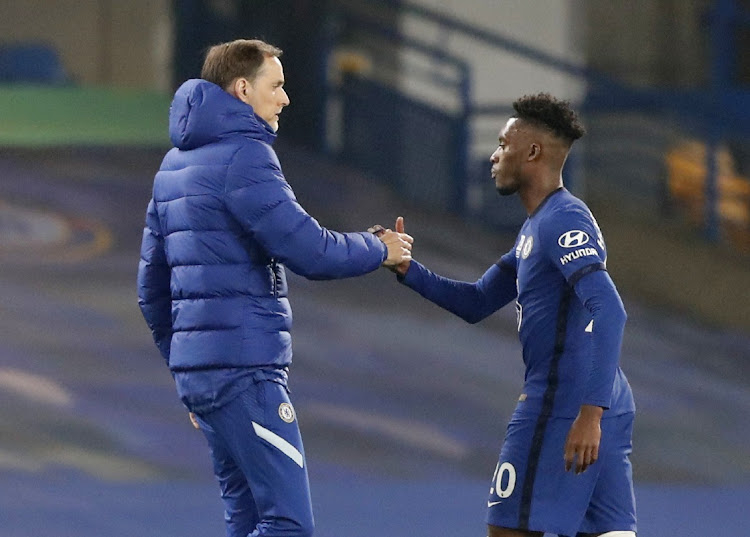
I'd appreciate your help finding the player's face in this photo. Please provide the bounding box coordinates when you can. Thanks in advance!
[238,56,290,132]
[490,118,525,196]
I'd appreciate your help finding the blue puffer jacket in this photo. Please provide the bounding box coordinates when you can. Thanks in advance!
[138,79,387,377]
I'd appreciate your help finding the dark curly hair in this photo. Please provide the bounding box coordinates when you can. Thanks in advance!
[512,93,585,143]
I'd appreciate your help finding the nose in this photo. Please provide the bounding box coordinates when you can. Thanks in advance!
[280,87,290,107]
[490,148,499,162]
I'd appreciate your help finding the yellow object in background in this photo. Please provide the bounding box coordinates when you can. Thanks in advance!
[666,140,750,250]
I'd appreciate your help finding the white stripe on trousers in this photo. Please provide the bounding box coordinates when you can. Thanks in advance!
[252,421,304,468]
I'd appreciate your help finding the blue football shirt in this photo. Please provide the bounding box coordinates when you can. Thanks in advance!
[401,187,634,418]
[497,188,633,417]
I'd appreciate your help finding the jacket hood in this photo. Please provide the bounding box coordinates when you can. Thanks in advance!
[168,79,277,150]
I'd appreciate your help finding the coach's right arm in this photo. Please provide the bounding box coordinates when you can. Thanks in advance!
[224,142,390,280]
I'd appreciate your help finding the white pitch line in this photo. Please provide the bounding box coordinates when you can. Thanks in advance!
[306,401,468,459]
[0,367,73,407]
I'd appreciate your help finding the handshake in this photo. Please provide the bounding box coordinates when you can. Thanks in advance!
[368,216,412,275]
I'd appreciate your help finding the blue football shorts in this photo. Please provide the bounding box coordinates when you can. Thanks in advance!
[195,370,313,537]
[486,411,636,536]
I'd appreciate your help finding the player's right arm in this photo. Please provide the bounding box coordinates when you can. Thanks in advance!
[398,254,517,324]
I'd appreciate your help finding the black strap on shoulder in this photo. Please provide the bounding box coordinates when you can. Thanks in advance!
[567,262,606,288]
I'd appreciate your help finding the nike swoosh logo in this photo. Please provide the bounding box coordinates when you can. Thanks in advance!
[487,500,503,508]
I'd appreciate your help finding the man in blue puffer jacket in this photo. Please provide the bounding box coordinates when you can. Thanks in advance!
[137,39,412,537]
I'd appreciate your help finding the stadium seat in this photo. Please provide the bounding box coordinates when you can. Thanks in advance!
[666,140,750,250]
[0,42,70,85]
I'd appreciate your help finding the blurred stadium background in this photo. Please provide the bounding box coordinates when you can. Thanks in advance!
[0,1,748,536]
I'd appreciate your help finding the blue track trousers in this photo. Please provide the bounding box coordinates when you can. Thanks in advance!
[195,371,313,537]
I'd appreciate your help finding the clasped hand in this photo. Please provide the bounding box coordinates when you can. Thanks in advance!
[368,216,413,272]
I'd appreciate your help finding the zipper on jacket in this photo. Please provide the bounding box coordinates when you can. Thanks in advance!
[270,258,278,298]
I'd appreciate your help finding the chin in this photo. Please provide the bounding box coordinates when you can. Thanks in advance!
[496,185,518,196]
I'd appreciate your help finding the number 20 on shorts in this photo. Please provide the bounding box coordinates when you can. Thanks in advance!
[490,461,517,498]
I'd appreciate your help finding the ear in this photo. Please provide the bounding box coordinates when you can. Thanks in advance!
[230,77,252,103]
[527,142,541,162]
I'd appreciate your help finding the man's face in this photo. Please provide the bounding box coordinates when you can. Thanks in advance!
[490,117,527,196]
[239,56,290,132]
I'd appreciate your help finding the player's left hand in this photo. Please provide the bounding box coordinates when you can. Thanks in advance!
[564,404,602,474]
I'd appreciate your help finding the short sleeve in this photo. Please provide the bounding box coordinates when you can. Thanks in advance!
[538,206,607,282]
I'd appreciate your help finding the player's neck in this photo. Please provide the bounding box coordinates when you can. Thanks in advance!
[520,174,564,214]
